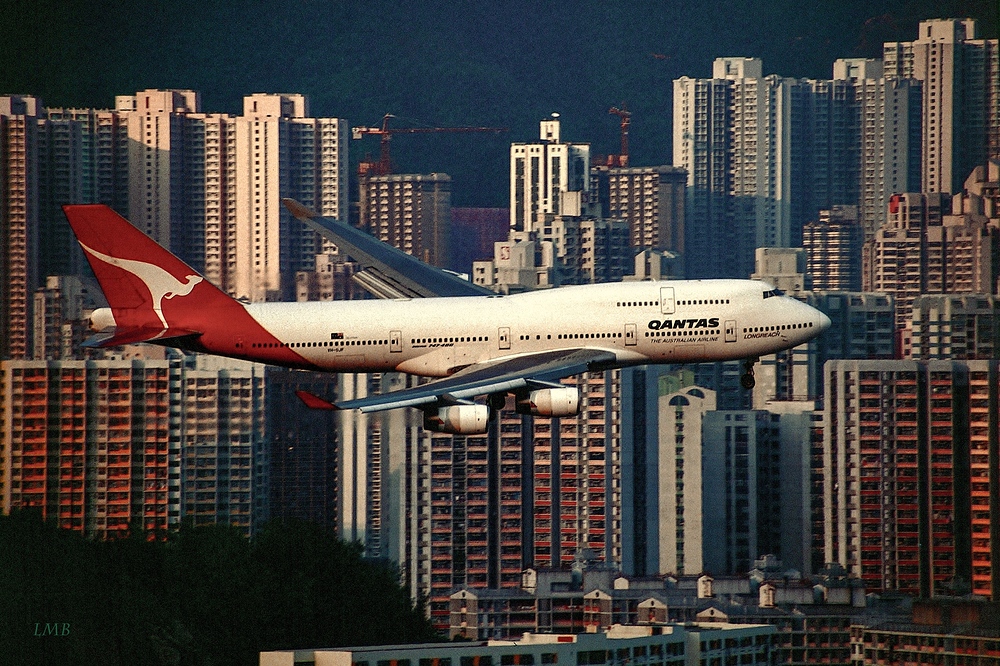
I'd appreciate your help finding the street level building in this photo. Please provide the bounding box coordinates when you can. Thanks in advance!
[262,623,777,666]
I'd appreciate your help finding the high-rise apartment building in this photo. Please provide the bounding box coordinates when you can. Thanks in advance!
[654,385,715,576]
[358,173,452,268]
[43,107,129,215]
[234,93,348,301]
[833,60,923,239]
[510,117,592,233]
[263,369,341,532]
[36,112,85,278]
[451,207,509,275]
[802,206,864,291]
[178,357,265,535]
[544,215,631,285]
[909,294,1000,360]
[605,166,686,254]
[186,111,237,293]
[701,410,780,574]
[752,291,895,406]
[472,231,557,293]
[1,96,41,360]
[118,89,202,257]
[674,59,858,279]
[750,247,808,293]
[35,107,132,279]
[401,368,624,631]
[702,409,813,575]
[117,90,242,287]
[863,189,1000,330]
[824,360,1000,599]
[1,356,271,538]
[673,70,734,279]
[32,275,89,361]
[884,19,1000,194]
[0,359,177,537]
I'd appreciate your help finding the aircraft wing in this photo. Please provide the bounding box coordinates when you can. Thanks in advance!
[337,348,620,412]
[282,198,494,299]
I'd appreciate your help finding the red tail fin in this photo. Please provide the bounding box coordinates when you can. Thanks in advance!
[63,205,233,344]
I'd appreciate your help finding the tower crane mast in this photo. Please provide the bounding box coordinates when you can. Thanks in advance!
[608,103,631,168]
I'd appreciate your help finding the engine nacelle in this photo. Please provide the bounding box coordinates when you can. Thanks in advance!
[515,387,580,417]
[89,307,116,332]
[423,404,490,435]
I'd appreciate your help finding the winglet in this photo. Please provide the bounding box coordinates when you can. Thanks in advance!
[295,390,339,411]
[280,198,494,298]
[283,198,317,221]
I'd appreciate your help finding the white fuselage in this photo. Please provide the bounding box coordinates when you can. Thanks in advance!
[241,280,825,376]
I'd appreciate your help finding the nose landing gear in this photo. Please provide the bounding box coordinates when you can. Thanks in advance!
[740,357,758,390]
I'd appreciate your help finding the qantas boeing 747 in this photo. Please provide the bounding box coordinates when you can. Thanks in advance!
[62,201,831,435]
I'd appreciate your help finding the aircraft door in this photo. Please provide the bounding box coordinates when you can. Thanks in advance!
[625,323,637,346]
[390,330,402,353]
[725,320,737,343]
[660,287,675,314]
[498,327,511,350]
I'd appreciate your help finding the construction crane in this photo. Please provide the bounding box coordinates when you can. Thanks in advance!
[352,114,508,176]
[608,103,631,168]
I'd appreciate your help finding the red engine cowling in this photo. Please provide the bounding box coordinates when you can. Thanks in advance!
[515,387,580,417]
[423,404,490,434]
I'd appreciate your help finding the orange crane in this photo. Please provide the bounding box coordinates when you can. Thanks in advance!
[352,114,508,176]
[608,103,631,168]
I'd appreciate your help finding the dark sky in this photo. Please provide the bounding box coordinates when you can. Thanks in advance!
[2,0,996,206]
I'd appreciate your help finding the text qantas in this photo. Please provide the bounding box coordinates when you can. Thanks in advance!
[648,317,720,330]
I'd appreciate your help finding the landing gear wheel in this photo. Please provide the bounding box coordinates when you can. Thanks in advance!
[740,357,758,390]
[487,393,507,420]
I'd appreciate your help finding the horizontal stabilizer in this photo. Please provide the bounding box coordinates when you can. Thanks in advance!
[295,390,339,411]
[83,327,202,348]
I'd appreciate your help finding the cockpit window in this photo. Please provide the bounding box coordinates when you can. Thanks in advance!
[762,288,785,299]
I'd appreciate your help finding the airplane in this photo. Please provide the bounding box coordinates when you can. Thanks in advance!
[62,201,832,435]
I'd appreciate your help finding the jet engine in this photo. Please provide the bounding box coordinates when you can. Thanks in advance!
[89,307,116,332]
[515,387,580,417]
[423,404,490,435]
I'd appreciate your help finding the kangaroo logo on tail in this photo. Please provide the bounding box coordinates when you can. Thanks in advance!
[79,242,204,329]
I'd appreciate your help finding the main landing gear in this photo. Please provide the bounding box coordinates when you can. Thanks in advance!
[487,393,507,419]
[740,357,758,390]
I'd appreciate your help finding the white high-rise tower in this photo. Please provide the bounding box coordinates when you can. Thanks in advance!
[509,116,592,233]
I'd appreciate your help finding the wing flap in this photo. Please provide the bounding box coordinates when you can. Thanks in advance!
[338,348,619,413]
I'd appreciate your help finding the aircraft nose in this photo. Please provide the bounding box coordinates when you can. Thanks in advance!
[816,309,831,332]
